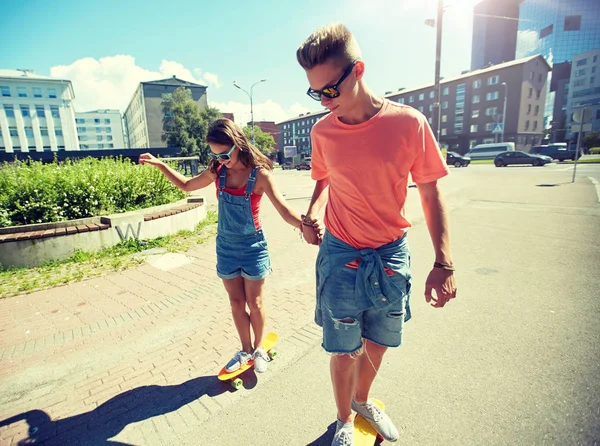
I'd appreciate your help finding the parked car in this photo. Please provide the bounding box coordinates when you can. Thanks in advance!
[530,144,582,161]
[465,142,515,160]
[494,151,552,167]
[446,151,470,167]
[295,162,311,170]
[281,162,294,170]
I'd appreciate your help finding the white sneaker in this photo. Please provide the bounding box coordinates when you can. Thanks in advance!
[252,347,270,373]
[225,351,251,372]
[332,419,354,446]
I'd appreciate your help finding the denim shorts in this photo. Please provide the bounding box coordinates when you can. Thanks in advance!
[215,232,272,281]
[320,266,411,354]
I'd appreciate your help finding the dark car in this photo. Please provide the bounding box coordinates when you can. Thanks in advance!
[446,151,470,167]
[295,162,311,170]
[494,151,552,167]
[281,162,294,170]
[530,144,581,161]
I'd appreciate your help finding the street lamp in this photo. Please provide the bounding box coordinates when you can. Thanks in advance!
[425,0,445,144]
[233,79,268,144]
[501,82,508,143]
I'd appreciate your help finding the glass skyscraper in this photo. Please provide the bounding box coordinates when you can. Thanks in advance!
[516,0,600,64]
[515,0,600,141]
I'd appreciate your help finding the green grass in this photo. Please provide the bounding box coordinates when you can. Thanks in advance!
[0,210,218,299]
[470,159,495,164]
[561,158,600,164]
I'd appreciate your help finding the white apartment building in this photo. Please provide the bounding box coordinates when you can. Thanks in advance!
[75,109,126,149]
[566,48,600,140]
[0,69,79,152]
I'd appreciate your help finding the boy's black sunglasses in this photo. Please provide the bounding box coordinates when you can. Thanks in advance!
[306,59,360,101]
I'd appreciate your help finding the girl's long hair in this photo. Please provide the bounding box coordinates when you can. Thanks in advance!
[206,118,273,174]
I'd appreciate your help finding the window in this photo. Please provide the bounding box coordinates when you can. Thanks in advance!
[575,69,586,77]
[535,105,540,115]
[536,90,541,99]
[442,87,449,96]
[472,110,479,118]
[485,123,494,131]
[591,76,596,85]
[36,106,45,118]
[486,92,499,100]
[441,128,447,136]
[527,104,531,114]
[94,118,100,124]
[442,115,447,123]
[533,121,538,131]
[418,93,424,101]
[17,87,27,97]
[77,126,86,132]
[529,71,534,80]
[397,98,405,104]
[473,95,480,103]
[487,76,499,85]
[80,144,89,149]
[525,120,530,131]
[593,67,597,74]
[55,128,63,136]
[96,127,102,133]
[564,15,581,31]
[429,91,435,99]
[9,127,18,137]
[105,127,112,133]
[429,104,433,112]
[107,135,113,141]
[4,105,14,117]
[20,105,30,117]
[473,80,481,89]
[442,101,448,109]
[418,106,424,112]
[50,106,59,118]
[25,127,34,137]
[33,87,42,98]
[40,127,48,136]
[528,88,533,98]
[1,86,11,97]
[97,135,103,141]
[76,118,85,124]
[98,144,104,149]
[573,79,585,87]
[540,24,553,39]
[485,107,498,116]
[576,58,587,67]
[104,118,111,124]
[48,88,57,98]
[470,124,478,133]
[108,143,114,148]
[538,73,543,82]
[594,55,598,63]
[409,95,414,103]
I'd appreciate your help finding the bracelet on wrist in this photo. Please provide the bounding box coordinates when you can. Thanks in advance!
[434,261,455,271]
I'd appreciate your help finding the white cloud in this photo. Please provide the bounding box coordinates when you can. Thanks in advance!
[203,72,221,88]
[49,55,216,113]
[209,100,311,126]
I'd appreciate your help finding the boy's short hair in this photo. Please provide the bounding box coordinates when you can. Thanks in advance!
[296,23,361,70]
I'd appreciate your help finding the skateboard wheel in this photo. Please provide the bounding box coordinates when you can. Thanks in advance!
[232,378,243,390]
[268,350,278,360]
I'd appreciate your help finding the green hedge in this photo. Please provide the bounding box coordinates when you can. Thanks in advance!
[0,157,187,228]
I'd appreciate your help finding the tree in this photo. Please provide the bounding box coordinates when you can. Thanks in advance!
[583,131,600,150]
[243,126,275,156]
[161,87,222,163]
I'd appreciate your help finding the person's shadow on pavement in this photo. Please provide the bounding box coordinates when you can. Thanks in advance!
[0,374,231,445]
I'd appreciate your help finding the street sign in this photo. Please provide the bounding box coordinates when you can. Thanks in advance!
[573,108,593,124]
[283,146,297,158]
[571,124,592,133]
[491,123,503,134]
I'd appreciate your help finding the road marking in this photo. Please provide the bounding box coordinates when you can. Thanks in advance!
[588,177,600,204]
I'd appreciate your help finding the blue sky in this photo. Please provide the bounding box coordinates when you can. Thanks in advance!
[0,0,481,124]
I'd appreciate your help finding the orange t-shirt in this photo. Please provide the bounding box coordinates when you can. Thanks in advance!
[311,99,449,249]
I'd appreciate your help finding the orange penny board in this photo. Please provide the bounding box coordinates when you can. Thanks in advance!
[354,399,385,446]
[218,331,279,381]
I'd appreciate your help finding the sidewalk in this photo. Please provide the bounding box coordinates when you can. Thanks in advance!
[0,195,321,445]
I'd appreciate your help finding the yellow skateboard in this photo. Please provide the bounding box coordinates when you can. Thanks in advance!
[354,399,385,445]
[217,331,279,390]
